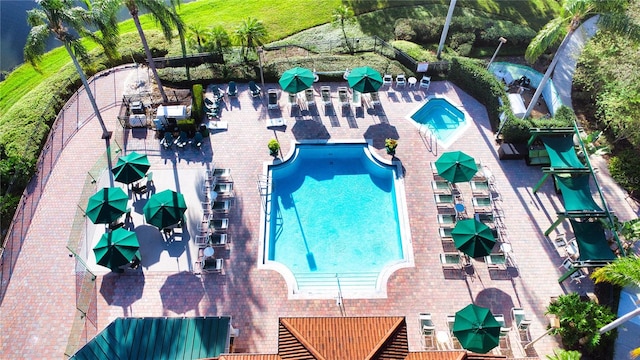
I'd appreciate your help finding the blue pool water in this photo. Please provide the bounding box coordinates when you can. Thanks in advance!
[409,98,466,143]
[268,144,403,277]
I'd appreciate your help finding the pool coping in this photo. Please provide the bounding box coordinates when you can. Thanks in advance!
[405,95,472,149]
[257,139,414,300]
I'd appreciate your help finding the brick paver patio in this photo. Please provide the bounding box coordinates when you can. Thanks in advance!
[2,68,638,358]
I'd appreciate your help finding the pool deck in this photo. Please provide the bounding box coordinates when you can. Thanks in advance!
[2,68,639,358]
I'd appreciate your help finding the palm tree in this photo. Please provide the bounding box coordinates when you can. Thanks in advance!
[523,0,640,119]
[25,0,118,185]
[235,17,268,60]
[121,0,184,103]
[205,25,231,56]
[332,5,355,54]
[188,24,207,52]
[592,255,640,358]
[79,0,120,62]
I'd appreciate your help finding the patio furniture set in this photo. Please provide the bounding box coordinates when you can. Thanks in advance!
[195,167,234,274]
[420,306,532,353]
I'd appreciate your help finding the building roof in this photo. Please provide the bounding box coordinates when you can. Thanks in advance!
[219,317,510,360]
[70,317,230,360]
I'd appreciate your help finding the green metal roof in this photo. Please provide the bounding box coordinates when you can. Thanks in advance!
[71,317,230,360]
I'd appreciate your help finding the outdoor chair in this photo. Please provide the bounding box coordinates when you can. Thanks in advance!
[351,90,362,108]
[212,200,231,213]
[267,89,279,109]
[204,97,217,110]
[198,257,223,274]
[396,74,406,87]
[213,168,232,181]
[161,132,174,150]
[439,226,454,239]
[511,307,532,341]
[249,80,261,97]
[470,179,489,195]
[420,75,431,90]
[209,218,229,232]
[195,234,209,247]
[192,132,203,149]
[305,88,315,106]
[288,92,298,108]
[338,87,349,106]
[485,253,508,269]
[434,194,454,204]
[227,81,237,97]
[437,214,456,225]
[432,180,452,194]
[210,232,228,247]
[440,253,462,268]
[369,92,381,105]
[446,315,462,349]
[494,314,511,349]
[419,313,436,349]
[321,86,331,104]
[383,74,393,87]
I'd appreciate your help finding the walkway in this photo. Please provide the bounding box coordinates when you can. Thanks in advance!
[1,72,638,359]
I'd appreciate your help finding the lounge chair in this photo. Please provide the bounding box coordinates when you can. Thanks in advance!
[338,87,349,106]
[440,253,462,268]
[396,74,406,87]
[305,88,315,106]
[369,92,380,105]
[267,89,279,109]
[210,232,228,247]
[288,92,298,107]
[382,74,393,87]
[431,180,452,194]
[213,168,232,181]
[213,182,234,198]
[204,97,217,110]
[249,81,261,97]
[227,81,237,97]
[209,218,229,232]
[321,86,331,104]
[212,200,231,213]
[419,313,436,349]
[198,257,223,274]
[192,132,203,149]
[175,131,188,149]
[420,75,431,90]
[351,90,361,107]
[161,132,174,150]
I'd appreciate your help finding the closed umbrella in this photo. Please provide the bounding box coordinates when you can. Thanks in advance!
[451,219,496,258]
[347,66,383,93]
[143,190,188,229]
[278,67,315,94]
[112,151,151,185]
[453,304,501,353]
[434,151,478,183]
[86,187,129,224]
[93,228,141,272]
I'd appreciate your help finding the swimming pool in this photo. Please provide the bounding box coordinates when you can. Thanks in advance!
[259,141,413,299]
[407,97,468,147]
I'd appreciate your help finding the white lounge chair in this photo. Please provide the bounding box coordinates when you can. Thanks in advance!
[420,75,431,89]
[209,218,229,232]
[267,89,279,109]
[305,88,315,106]
[198,257,223,274]
[396,74,406,87]
[369,92,381,105]
[338,87,349,106]
[382,74,393,87]
[321,86,331,105]
[351,90,361,108]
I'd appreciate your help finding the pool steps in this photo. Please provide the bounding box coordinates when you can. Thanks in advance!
[294,272,380,294]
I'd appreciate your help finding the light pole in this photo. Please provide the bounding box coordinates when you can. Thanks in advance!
[257,46,265,91]
[487,37,507,69]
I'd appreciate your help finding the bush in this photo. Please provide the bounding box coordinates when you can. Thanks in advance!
[394,19,416,41]
[450,33,476,56]
[268,139,280,156]
[553,105,577,125]
[502,118,533,143]
[609,149,640,197]
[479,22,536,47]
[448,57,507,131]
[191,84,204,123]
[546,293,616,355]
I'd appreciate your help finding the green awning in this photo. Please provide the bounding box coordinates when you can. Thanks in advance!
[555,174,603,212]
[569,220,616,262]
[540,135,585,169]
[70,317,230,360]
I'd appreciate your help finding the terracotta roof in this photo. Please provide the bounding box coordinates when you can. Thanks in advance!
[279,316,407,360]
[217,355,281,360]
[405,351,466,360]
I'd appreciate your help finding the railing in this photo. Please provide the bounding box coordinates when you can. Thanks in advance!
[0,64,133,356]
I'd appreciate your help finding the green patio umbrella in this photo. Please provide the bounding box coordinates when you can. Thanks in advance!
[434,151,478,183]
[278,67,315,94]
[112,151,151,185]
[93,228,141,272]
[453,304,501,353]
[451,219,496,258]
[143,189,188,229]
[86,187,129,224]
[347,66,383,93]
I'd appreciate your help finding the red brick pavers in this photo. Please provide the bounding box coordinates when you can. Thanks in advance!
[2,78,633,358]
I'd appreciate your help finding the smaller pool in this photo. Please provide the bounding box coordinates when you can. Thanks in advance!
[407,97,468,147]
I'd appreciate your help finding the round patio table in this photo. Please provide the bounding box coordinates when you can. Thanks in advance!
[408,77,417,87]
[204,246,215,258]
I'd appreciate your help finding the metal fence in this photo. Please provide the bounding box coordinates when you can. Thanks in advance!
[0,65,130,357]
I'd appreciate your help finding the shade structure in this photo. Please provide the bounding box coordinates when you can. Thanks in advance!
[278,67,315,94]
[143,189,188,229]
[347,66,383,93]
[86,187,129,224]
[434,151,478,183]
[453,304,501,353]
[112,151,151,185]
[451,219,496,258]
[93,228,141,272]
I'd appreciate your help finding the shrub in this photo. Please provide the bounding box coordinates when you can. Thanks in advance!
[191,84,204,123]
[268,139,280,156]
[450,33,476,56]
[546,293,615,355]
[609,149,640,197]
[394,19,415,41]
[502,118,533,144]
[553,105,577,125]
[448,57,506,131]
[479,23,536,47]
